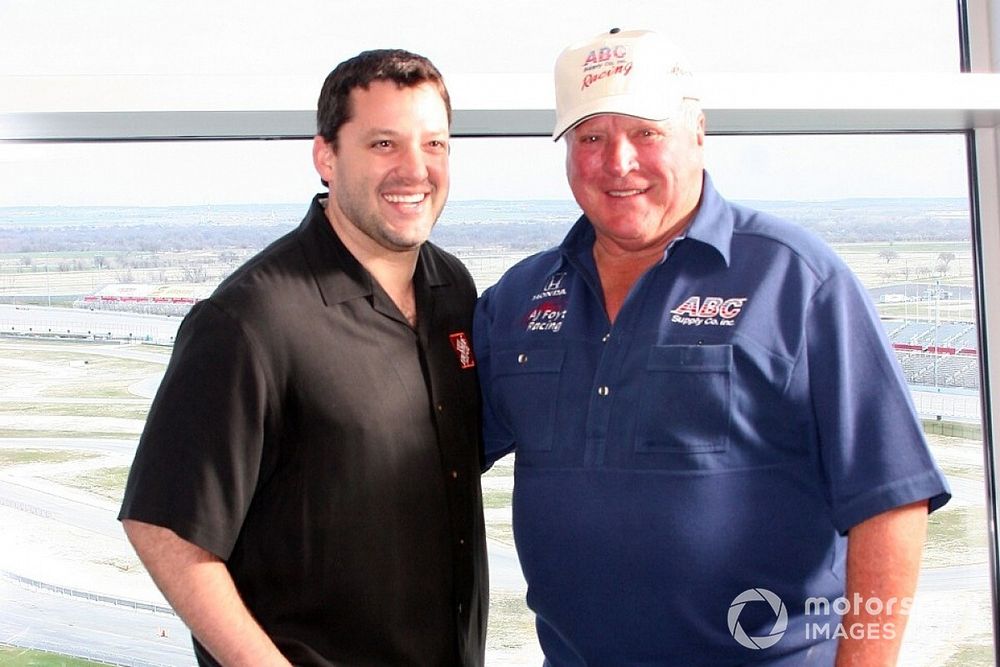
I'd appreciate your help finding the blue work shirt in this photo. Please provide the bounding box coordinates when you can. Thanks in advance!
[474,173,950,665]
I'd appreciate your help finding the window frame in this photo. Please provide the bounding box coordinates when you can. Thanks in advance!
[1,2,999,659]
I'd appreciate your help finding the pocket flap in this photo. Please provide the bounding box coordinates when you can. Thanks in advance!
[494,348,566,375]
[646,344,733,372]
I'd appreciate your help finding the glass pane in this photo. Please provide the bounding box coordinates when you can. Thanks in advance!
[0,0,961,87]
[0,132,991,665]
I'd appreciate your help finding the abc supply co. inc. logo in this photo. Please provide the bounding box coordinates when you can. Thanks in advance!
[727,588,788,650]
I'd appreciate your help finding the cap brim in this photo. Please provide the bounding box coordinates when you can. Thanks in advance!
[552,98,676,141]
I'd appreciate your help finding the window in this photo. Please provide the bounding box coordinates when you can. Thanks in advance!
[1,1,997,664]
[0,129,992,663]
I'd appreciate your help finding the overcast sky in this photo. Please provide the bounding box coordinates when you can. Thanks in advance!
[0,0,971,205]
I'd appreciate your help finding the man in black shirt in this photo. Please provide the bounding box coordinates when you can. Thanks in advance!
[119,49,488,666]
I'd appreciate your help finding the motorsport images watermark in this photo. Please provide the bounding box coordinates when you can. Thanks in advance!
[727,589,913,649]
[728,588,788,649]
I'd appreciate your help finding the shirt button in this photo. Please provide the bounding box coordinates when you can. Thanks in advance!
[459,538,465,545]
[597,386,610,396]
[458,603,464,615]
[517,353,528,364]
[436,403,444,412]
[602,333,611,342]
[451,470,459,479]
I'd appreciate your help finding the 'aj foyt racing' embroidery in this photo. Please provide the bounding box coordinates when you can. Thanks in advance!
[525,273,570,333]
[526,301,567,333]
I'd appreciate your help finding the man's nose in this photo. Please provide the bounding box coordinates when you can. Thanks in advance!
[604,137,638,177]
[397,145,429,182]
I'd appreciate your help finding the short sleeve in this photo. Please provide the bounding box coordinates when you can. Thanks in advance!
[118,300,275,559]
[806,269,951,533]
[474,286,516,469]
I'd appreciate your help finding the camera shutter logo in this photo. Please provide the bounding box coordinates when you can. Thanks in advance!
[728,588,788,650]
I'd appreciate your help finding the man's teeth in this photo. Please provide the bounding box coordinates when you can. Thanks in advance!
[608,189,645,197]
[384,193,426,204]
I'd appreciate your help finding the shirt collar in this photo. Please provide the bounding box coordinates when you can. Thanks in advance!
[298,194,449,308]
[559,170,734,268]
[683,172,733,267]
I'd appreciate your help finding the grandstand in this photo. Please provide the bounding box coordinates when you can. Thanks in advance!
[884,318,979,389]
[73,283,213,316]
[64,283,983,389]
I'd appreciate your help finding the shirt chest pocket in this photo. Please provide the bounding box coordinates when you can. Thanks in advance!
[491,348,565,453]
[635,344,733,455]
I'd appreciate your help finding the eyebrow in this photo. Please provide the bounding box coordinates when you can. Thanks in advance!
[360,127,449,140]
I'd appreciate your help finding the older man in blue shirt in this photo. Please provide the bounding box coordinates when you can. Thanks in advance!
[475,28,950,666]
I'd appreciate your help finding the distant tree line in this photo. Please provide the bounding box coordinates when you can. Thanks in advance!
[0,207,971,257]
[790,217,969,243]
[0,224,292,254]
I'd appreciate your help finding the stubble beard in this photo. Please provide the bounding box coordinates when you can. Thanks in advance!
[336,181,441,254]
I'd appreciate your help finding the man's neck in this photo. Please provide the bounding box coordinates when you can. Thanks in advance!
[591,204,697,324]
[592,239,665,325]
[323,202,420,327]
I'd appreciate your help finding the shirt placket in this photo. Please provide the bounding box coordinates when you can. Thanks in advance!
[583,323,628,467]
[579,243,675,468]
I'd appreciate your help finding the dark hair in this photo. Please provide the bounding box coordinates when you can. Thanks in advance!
[316,49,451,148]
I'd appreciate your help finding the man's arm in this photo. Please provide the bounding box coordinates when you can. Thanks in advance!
[122,519,291,667]
[835,501,929,667]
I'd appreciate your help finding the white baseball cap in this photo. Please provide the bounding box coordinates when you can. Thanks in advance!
[552,28,698,141]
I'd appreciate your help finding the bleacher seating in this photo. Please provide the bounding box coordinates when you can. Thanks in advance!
[892,322,936,346]
[884,318,979,389]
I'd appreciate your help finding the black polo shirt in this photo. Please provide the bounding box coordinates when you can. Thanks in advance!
[119,194,488,666]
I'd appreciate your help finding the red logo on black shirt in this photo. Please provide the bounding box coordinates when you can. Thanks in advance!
[449,332,476,369]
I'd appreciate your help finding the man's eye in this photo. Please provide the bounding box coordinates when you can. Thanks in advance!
[372,140,392,149]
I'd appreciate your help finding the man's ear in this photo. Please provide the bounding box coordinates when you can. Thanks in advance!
[313,135,335,185]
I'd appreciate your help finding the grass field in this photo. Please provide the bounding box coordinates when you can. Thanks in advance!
[0,336,988,565]
[49,465,130,502]
[0,646,104,666]
[0,341,163,403]
[943,643,996,667]
[0,403,151,420]
[0,449,97,468]
[924,505,989,568]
